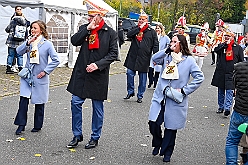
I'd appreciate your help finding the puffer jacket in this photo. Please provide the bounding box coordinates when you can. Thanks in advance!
[233,61,248,115]
[5,16,29,48]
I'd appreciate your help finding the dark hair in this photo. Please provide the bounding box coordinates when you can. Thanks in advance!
[30,20,49,39]
[15,6,22,10]
[175,34,191,56]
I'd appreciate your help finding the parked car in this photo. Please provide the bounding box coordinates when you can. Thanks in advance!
[185,24,201,44]
[167,24,202,44]
[119,17,137,40]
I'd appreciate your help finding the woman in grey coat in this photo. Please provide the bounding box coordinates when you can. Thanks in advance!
[14,20,60,135]
[148,34,204,162]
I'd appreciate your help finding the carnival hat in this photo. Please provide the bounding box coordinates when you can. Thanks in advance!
[83,0,109,16]
[139,9,148,19]
[224,26,234,37]
[175,16,188,29]
[215,19,224,27]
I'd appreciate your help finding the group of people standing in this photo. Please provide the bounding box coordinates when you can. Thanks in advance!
[6,2,248,165]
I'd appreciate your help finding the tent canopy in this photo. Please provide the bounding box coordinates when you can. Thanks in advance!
[0,0,118,67]
[0,0,117,15]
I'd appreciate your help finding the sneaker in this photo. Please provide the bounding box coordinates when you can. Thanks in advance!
[224,110,230,117]
[11,66,18,73]
[216,108,224,114]
[66,135,83,148]
[85,139,98,149]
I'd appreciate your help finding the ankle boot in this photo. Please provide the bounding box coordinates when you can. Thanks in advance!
[18,67,23,72]
[6,65,14,74]
[15,125,25,135]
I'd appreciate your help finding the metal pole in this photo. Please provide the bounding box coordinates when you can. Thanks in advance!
[157,2,160,22]
[150,0,152,24]
[119,0,122,17]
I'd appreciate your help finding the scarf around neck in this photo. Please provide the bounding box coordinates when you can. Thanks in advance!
[88,19,105,50]
[136,23,148,42]
[161,52,183,80]
[226,39,234,61]
[30,35,42,64]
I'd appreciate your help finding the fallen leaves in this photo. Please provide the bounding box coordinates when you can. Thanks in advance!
[6,139,13,142]
[34,154,42,157]
[69,148,76,152]
[16,137,25,141]
[89,156,95,160]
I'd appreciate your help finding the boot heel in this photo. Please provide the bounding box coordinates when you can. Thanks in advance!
[15,125,25,135]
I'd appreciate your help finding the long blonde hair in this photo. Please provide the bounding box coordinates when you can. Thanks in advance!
[156,24,166,37]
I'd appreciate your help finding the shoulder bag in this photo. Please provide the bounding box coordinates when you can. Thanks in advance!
[164,80,184,103]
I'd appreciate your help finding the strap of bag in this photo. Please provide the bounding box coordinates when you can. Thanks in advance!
[162,80,172,106]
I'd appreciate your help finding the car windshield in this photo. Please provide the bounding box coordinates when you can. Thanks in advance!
[187,26,201,33]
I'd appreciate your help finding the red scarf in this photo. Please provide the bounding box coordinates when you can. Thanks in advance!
[136,23,148,42]
[88,20,105,50]
[226,39,234,61]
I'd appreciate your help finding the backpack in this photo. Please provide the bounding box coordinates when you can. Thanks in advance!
[13,25,26,41]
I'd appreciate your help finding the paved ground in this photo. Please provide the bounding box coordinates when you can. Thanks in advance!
[0,42,241,164]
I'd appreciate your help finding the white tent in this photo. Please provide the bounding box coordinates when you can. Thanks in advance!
[0,0,118,67]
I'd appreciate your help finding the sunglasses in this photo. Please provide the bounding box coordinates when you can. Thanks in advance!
[170,41,179,43]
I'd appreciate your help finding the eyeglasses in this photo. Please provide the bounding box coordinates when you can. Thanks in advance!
[139,18,147,21]
[170,41,178,43]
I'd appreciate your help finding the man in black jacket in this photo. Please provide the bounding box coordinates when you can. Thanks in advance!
[66,1,118,149]
[211,30,243,117]
[225,61,248,164]
[123,12,159,103]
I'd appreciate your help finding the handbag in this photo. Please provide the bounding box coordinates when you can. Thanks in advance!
[164,80,184,103]
[18,68,30,78]
[17,65,34,86]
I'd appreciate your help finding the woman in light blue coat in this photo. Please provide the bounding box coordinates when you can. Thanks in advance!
[14,20,60,135]
[148,34,204,162]
[148,24,170,88]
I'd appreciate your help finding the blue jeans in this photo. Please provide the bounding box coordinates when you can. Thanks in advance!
[126,68,147,99]
[71,95,104,140]
[7,47,23,67]
[218,88,233,111]
[225,110,248,165]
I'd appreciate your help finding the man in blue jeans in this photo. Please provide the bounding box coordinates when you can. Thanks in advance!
[66,1,118,149]
[225,61,248,164]
[211,29,243,117]
[5,6,29,74]
[123,11,159,103]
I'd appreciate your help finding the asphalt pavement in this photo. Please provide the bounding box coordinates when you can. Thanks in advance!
[0,42,239,165]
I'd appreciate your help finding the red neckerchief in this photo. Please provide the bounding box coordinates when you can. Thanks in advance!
[136,23,148,42]
[88,20,105,50]
[226,39,234,61]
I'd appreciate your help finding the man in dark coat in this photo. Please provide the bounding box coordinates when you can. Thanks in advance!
[225,61,248,164]
[66,1,118,149]
[123,13,159,103]
[211,30,243,117]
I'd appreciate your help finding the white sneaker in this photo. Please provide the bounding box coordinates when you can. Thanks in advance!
[11,66,18,73]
